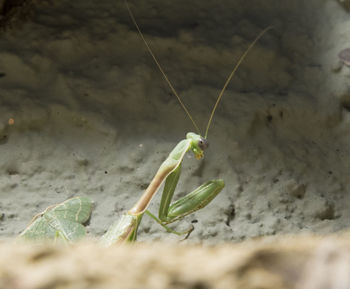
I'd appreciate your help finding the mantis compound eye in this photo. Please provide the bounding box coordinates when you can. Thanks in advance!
[198,138,209,150]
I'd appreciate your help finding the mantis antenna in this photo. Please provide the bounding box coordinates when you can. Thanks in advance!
[204,26,272,139]
[125,1,201,135]
[125,1,271,138]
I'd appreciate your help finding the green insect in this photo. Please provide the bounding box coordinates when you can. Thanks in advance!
[100,2,271,245]
[19,197,93,242]
[19,3,270,245]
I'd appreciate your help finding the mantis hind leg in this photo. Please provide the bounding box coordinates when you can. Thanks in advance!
[145,210,194,237]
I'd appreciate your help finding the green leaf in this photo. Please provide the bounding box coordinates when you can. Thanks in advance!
[19,196,93,242]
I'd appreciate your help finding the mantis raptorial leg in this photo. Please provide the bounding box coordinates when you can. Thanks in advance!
[100,2,271,246]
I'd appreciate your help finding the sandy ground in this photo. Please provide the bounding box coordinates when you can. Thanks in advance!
[0,0,350,243]
[1,235,350,289]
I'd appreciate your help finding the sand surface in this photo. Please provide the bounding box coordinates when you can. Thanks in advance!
[0,0,350,243]
[2,235,350,289]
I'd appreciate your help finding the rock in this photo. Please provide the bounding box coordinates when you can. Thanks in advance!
[288,183,306,199]
[338,48,350,67]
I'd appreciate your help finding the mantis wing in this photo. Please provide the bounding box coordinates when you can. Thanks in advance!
[100,214,141,246]
[19,196,93,242]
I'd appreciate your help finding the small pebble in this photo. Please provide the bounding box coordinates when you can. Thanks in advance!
[338,48,350,66]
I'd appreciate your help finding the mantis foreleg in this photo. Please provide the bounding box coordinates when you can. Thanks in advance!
[149,160,224,222]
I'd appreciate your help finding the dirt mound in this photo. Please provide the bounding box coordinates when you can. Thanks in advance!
[1,234,349,289]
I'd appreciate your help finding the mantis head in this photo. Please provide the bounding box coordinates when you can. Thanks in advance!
[186,132,209,160]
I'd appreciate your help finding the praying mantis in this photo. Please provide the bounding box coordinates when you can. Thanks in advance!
[99,2,271,245]
[19,2,270,245]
